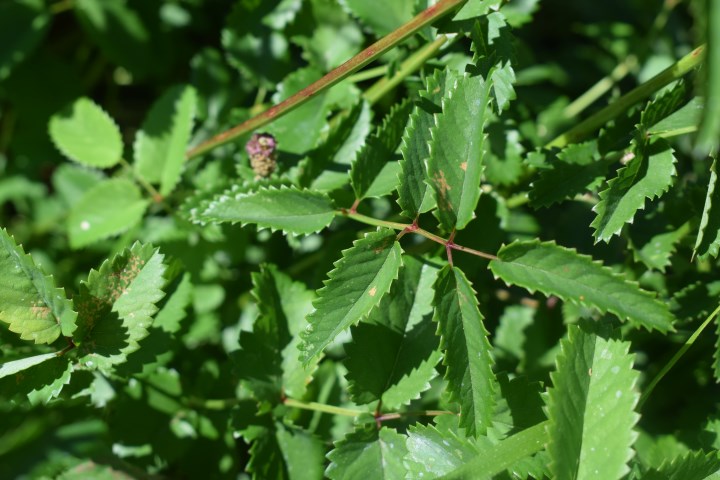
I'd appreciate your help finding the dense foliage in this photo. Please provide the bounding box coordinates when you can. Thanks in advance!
[1,0,720,478]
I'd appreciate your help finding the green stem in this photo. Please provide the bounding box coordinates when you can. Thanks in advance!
[284,398,363,417]
[186,397,242,410]
[348,65,388,83]
[547,44,706,148]
[638,303,720,409]
[364,34,450,104]
[186,0,467,159]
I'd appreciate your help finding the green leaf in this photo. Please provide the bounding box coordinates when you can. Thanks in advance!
[74,242,167,373]
[345,256,441,408]
[633,222,690,272]
[49,97,123,168]
[433,264,497,437]
[276,423,326,480]
[591,138,677,242]
[350,99,412,201]
[405,416,481,478]
[326,425,408,479]
[0,352,59,379]
[546,325,639,480]
[530,141,613,208]
[427,73,492,231]
[340,0,414,36]
[490,240,675,332]
[695,0,720,154]
[639,80,690,131]
[398,68,454,219]
[470,12,517,112]
[195,185,336,235]
[67,178,150,249]
[0,228,77,344]
[299,228,403,363]
[0,0,50,81]
[648,97,703,138]
[642,451,720,480]
[694,160,720,260]
[266,67,332,155]
[134,85,197,196]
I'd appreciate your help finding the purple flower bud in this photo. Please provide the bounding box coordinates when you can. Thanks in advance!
[245,133,278,178]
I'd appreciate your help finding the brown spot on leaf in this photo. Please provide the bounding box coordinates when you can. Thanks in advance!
[433,170,452,199]
[460,162,467,171]
[369,286,377,296]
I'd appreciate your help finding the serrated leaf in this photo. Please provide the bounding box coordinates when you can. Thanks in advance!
[642,451,720,480]
[694,160,720,260]
[0,228,77,344]
[326,425,408,480]
[350,99,412,201]
[195,185,336,235]
[0,355,73,405]
[490,240,675,332]
[67,178,150,249]
[640,81,690,130]
[433,264,497,437]
[634,222,690,272]
[134,85,197,196]
[530,141,613,208]
[73,242,167,373]
[0,0,50,81]
[546,325,639,480]
[345,255,441,408]
[405,416,481,478]
[470,12,517,112]
[49,97,123,168]
[427,73,492,231]
[591,138,677,242]
[398,68,454,219]
[648,97,703,137]
[300,229,403,362]
[340,0,414,36]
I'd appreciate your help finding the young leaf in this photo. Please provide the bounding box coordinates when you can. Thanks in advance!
[196,185,336,235]
[49,97,123,168]
[694,160,720,260]
[67,178,150,249]
[433,264,497,437]
[299,228,403,363]
[74,242,167,373]
[326,425,408,479]
[340,0,414,36]
[427,72,492,232]
[397,68,454,219]
[529,141,613,208]
[490,240,675,332]
[546,325,640,480]
[345,255,441,409]
[591,138,677,243]
[134,85,197,196]
[350,99,412,201]
[0,228,77,344]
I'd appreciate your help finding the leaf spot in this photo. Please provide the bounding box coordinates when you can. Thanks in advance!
[460,161,467,171]
[80,220,91,231]
[588,368,592,376]
[369,286,377,296]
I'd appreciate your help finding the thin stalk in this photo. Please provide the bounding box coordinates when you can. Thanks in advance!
[348,65,388,83]
[364,34,450,104]
[547,44,706,148]
[186,0,467,159]
[186,397,242,410]
[284,398,363,417]
[638,303,720,409]
[375,410,454,422]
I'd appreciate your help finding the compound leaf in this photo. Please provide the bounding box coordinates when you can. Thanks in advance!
[196,185,336,235]
[326,425,408,480]
[490,240,675,333]
[49,97,123,168]
[0,228,77,344]
[134,85,197,196]
[397,68,453,219]
[546,325,640,480]
[345,255,441,409]
[67,178,150,249]
[694,160,720,260]
[433,264,497,437]
[350,99,412,201]
[299,228,403,363]
[74,242,167,373]
[427,73,492,231]
[591,138,676,242]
